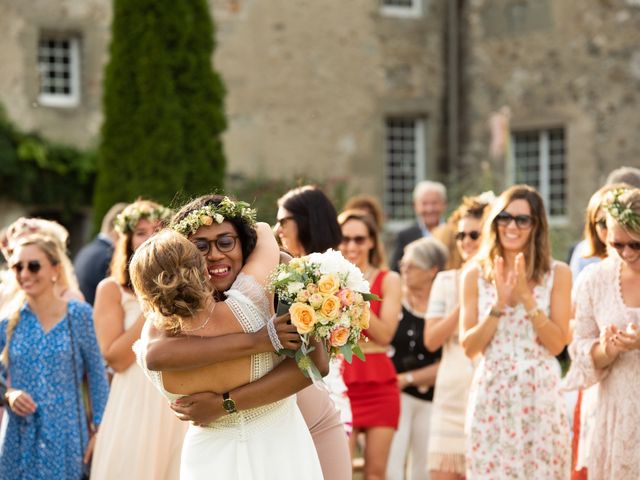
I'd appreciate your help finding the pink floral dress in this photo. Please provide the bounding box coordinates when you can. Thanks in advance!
[466,264,570,479]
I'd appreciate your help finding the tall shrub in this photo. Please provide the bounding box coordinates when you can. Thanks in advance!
[94,0,226,225]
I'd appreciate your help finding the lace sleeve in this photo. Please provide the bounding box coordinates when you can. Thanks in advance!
[133,337,167,396]
[563,265,610,390]
[224,273,272,331]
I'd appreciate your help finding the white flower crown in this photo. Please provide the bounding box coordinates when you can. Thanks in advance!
[172,197,257,237]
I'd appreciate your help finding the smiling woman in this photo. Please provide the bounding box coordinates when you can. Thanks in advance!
[0,234,108,480]
[460,185,571,478]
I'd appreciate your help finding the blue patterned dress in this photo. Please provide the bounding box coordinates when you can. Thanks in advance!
[0,300,109,479]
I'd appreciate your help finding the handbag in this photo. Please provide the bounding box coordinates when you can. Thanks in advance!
[68,316,93,480]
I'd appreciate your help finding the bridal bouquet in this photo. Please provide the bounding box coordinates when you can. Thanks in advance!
[269,249,378,378]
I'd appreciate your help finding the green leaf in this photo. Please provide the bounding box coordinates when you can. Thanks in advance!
[352,344,366,362]
[340,344,353,363]
[277,348,297,358]
[362,293,381,301]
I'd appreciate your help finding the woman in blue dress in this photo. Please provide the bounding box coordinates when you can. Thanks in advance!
[0,234,109,479]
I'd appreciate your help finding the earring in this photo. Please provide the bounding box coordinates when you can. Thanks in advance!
[51,276,58,284]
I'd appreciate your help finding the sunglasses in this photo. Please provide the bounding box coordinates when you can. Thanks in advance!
[455,230,481,241]
[11,260,42,274]
[276,216,295,227]
[495,212,533,229]
[609,241,640,252]
[341,235,369,246]
[595,218,607,230]
[192,235,239,255]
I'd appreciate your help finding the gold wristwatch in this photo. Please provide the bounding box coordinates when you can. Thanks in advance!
[222,391,237,414]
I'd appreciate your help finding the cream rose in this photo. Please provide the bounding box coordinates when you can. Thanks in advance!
[318,274,340,295]
[290,303,317,334]
[320,295,341,320]
[356,304,371,330]
[308,293,324,309]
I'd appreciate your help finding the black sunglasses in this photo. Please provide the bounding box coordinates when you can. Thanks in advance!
[341,235,369,246]
[495,212,533,229]
[11,260,42,274]
[609,241,640,252]
[455,230,481,241]
[192,235,239,255]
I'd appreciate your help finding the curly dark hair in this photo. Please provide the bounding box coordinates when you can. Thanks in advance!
[170,194,258,263]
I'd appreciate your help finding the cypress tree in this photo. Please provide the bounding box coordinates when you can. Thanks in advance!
[94,0,226,224]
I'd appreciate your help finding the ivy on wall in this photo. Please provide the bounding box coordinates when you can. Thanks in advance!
[0,107,95,218]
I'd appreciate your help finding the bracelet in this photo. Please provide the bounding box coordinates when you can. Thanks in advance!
[267,314,285,352]
[404,372,415,386]
[488,306,503,318]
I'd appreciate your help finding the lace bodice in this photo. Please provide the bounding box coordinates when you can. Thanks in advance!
[135,273,287,436]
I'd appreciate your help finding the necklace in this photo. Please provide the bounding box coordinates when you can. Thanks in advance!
[182,300,216,333]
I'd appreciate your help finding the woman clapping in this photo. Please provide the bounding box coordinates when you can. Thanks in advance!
[460,185,571,478]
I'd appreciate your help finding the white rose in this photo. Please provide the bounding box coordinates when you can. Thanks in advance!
[287,282,305,296]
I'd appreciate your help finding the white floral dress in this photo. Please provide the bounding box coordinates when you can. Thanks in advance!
[466,265,570,479]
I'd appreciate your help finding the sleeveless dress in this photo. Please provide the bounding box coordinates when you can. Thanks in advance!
[91,284,187,480]
[342,270,400,428]
[136,273,323,480]
[466,264,570,479]
[563,255,640,480]
[426,269,475,474]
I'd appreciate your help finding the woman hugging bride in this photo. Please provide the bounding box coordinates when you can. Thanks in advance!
[130,219,325,479]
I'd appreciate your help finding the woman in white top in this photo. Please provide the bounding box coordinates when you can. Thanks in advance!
[131,216,325,480]
[90,200,187,480]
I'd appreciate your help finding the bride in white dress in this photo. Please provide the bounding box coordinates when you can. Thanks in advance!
[130,225,324,479]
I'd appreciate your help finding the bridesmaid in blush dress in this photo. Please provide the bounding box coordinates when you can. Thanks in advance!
[90,201,187,480]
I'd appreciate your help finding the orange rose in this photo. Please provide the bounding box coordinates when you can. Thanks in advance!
[320,295,341,320]
[318,274,340,295]
[329,326,350,347]
[289,302,317,334]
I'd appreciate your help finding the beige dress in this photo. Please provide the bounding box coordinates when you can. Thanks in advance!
[91,284,187,480]
[426,269,474,474]
[564,255,640,480]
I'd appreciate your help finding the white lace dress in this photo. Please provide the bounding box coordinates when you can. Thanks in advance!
[563,255,640,480]
[136,273,323,480]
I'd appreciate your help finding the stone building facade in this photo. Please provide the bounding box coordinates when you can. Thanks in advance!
[0,0,638,242]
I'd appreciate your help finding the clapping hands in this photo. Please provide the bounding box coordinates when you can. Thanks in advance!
[603,323,640,356]
[494,253,533,308]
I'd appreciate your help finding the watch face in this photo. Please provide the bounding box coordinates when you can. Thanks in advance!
[223,398,237,413]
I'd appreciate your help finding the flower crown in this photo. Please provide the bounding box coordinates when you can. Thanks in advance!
[604,188,640,231]
[172,197,257,237]
[114,206,173,234]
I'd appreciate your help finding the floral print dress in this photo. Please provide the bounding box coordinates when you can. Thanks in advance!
[466,265,570,479]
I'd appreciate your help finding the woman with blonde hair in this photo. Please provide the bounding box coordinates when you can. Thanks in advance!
[564,187,640,479]
[0,235,108,479]
[132,225,324,478]
[461,185,571,478]
[425,194,491,480]
[338,209,402,480]
[89,200,186,480]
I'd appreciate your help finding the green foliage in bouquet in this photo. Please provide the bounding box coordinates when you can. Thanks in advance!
[94,0,227,230]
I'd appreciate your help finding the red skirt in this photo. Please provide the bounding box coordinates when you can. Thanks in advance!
[343,353,400,429]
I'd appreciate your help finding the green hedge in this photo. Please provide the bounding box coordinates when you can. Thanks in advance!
[94,0,226,229]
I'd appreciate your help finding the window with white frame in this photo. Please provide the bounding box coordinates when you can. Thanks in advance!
[381,0,422,18]
[37,35,81,107]
[511,128,566,218]
[384,117,426,221]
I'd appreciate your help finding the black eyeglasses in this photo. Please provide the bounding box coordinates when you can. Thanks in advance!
[341,235,368,246]
[192,235,239,255]
[455,230,481,241]
[11,260,42,274]
[595,218,607,230]
[495,212,533,229]
[609,241,640,253]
